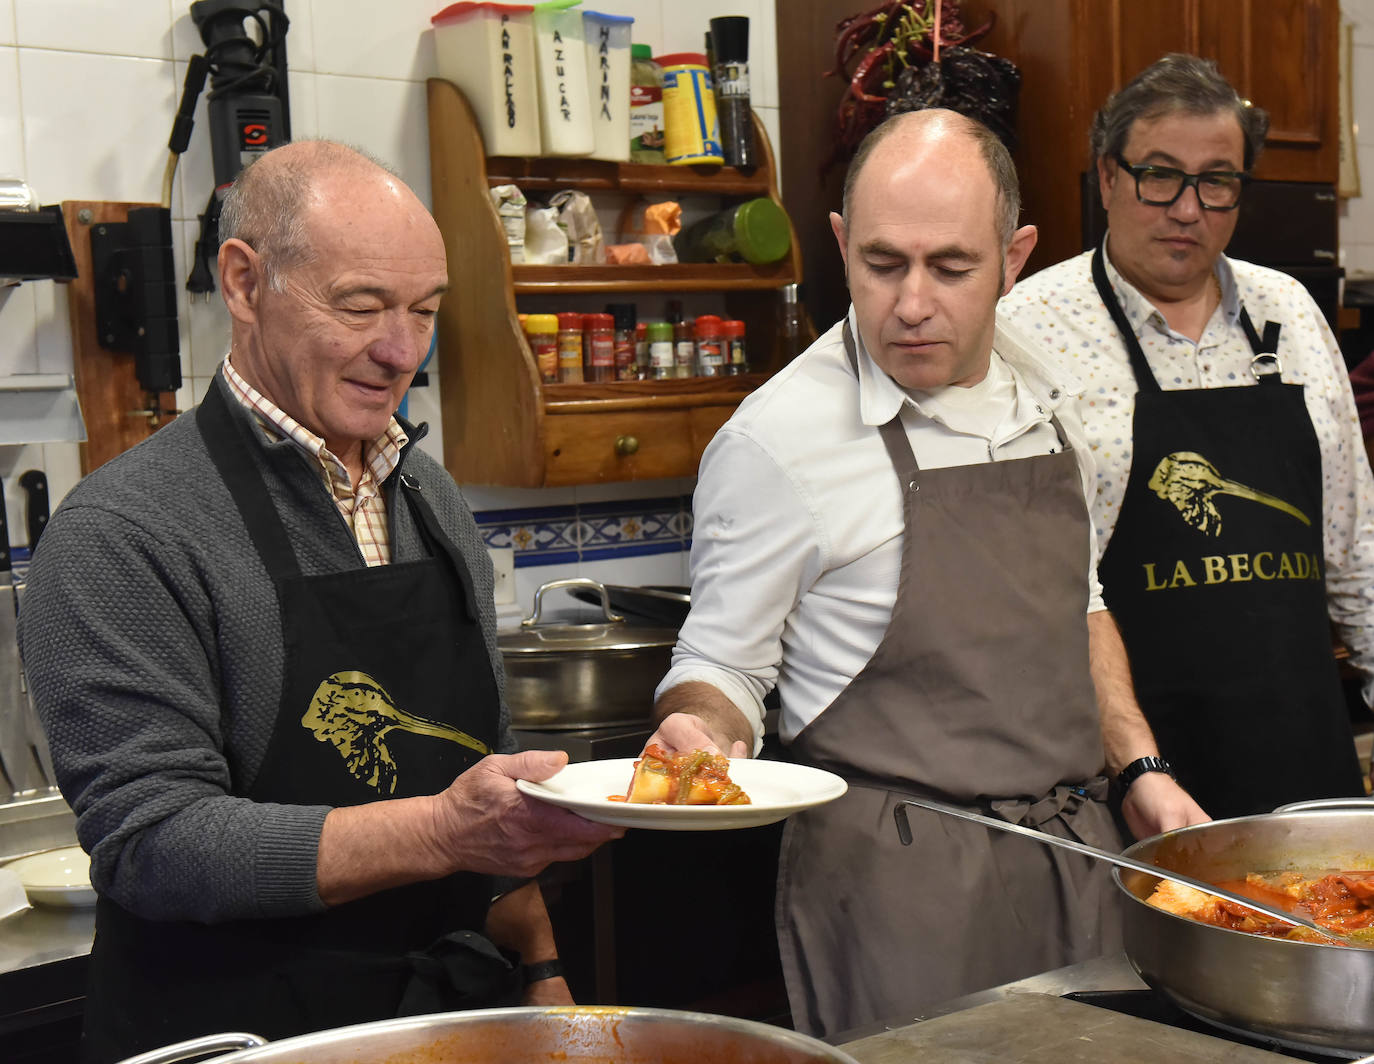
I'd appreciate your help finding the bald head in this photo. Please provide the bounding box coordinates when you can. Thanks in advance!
[219,140,417,292]
[842,110,1021,248]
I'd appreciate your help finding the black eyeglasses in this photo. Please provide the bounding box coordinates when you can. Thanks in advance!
[1112,152,1249,211]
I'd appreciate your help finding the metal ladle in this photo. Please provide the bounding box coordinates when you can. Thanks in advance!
[893,795,1362,946]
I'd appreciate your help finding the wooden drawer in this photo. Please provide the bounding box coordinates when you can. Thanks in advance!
[543,405,738,485]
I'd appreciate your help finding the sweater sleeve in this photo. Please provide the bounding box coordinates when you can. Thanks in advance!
[18,503,329,923]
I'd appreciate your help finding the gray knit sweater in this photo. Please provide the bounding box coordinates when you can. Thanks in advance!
[17,375,513,923]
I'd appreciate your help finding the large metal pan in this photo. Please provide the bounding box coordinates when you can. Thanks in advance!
[499,579,679,731]
[115,1006,861,1064]
[1115,806,1374,1054]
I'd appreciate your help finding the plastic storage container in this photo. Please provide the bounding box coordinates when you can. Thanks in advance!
[432,3,542,156]
[532,1,594,156]
[629,44,665,163]
[673,197,791,265]
[658,53,723,166]
[582,10,634,162]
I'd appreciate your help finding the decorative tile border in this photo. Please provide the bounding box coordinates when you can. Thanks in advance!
[473,495,693,567]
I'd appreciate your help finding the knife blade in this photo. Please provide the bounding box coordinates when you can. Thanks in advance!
[17,470,49,550]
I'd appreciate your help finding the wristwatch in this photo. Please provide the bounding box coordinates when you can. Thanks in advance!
[521,958,564,984]
[1116,755,1176,791]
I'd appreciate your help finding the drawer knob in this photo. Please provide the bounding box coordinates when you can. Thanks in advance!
[615,435,640,456]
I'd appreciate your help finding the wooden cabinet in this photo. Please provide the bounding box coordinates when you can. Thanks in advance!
[425,79,806,487]
[971,0,1339,274]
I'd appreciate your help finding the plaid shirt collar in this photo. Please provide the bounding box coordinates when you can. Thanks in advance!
[220,354,409,493]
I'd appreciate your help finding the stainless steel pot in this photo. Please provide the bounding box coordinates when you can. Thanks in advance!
[1115,805,1374,1054]
[499,579,680,731]
[116,1006,861,1064]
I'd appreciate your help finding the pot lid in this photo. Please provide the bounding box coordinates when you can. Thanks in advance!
[499,620,680,654]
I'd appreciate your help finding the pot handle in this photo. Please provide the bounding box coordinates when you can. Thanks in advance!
[114,1032,269,1064]
[1272,797,1374,813]
[521,577,624,627]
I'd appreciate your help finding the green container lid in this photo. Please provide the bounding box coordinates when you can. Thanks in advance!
[631,43,653,60]
[733,198,792,265]
[645,321,673,341]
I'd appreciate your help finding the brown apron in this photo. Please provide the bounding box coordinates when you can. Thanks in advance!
[774,323,1123,1038]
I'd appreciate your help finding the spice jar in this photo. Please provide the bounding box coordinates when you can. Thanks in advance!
[646,320,675,380]
[524,313,559,383]
[694,314,725,377]
[673,317,696,377]
[556,312,585,383]
[584,312,616,382]
[634,320,649,378]
[722,319,748,374]
[607,303,638,381]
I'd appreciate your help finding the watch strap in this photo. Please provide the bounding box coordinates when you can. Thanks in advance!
[521,958,564,984]
[1116,755,1175,790]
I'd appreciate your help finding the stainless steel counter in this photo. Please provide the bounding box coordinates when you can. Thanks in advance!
[0,791,89,979]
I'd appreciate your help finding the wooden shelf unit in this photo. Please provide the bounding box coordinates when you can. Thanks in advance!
[425,77,805,487]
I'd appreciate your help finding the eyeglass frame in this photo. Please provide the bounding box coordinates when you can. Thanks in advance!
[1110,152,1251,212]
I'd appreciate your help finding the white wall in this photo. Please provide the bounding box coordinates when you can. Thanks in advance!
[1343,0,1374,277]
[0,0,781,598]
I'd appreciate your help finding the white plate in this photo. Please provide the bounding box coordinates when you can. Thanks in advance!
[4,845,96,908]
[516,758,848,830]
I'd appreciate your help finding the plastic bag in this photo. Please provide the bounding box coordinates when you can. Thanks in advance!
[489,184,527,264]
[523,204,569,265]
[549,190,606,265]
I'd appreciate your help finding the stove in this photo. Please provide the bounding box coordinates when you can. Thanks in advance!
[1063,990,1362,1062]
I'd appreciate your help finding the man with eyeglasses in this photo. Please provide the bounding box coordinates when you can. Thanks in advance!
[1001,53,1373,821]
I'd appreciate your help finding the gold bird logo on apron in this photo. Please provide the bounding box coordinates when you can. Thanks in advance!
[1147,451,1311,536]
[303,671,490,794]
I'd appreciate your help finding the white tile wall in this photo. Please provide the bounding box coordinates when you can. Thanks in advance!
[0,0,769,590]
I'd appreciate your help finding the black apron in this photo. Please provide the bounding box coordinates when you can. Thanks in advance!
[774,323,1122,1038]
[1092,243,1363,821]
[82,383,512,1063]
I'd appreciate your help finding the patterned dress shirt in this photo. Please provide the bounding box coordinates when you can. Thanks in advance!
[999,247,1374,701]
[221,356,408,567]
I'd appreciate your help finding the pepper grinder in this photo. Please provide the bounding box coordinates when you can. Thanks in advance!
[709,16,755,168]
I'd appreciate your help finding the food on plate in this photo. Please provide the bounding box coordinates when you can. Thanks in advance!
[617,744,751,805]
[1147,870,1374,946]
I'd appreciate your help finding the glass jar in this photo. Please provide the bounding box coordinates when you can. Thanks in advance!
[583,312,616,382]
[524,313,559,383]
[646,320,675,380]
[694,314,725,377]
[629,43,666,164]
[607,302,638,381]
[673,197,792,265]
[722,318,748,374]
[556,312,584,383]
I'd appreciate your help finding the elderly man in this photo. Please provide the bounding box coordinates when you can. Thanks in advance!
[1000,54,1373,820]
[18,141,619,1063]
[647,109,1206,1038]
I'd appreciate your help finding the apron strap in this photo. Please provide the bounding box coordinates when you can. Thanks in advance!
[197,379,302,580]
[842,318,922,483]
[1239,306,1285,384]
[396,473,480,624]
[1092,240,1162,394]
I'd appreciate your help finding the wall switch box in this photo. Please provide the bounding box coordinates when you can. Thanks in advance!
[488,546,516,605]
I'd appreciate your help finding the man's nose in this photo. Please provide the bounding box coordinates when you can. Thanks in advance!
[370,311,427,370]
[1167,182,1204,222]
[894,270,935,325]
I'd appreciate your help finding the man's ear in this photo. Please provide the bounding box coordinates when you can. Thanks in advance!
[1001,224,1038,294]
[218,238,263,326]
[829,211,849,270]
[1096,154,1117,210]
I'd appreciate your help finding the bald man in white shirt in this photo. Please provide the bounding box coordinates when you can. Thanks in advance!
[645,109,1206,1039]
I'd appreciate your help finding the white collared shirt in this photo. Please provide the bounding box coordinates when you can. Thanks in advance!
[657,308,1105,749]
[1000,247,1374,702]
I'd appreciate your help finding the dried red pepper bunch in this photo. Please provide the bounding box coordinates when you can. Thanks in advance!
[821,0,1005,172]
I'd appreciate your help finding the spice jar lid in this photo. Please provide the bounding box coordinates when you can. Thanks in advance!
[524,313,559,334]
[584,312,616,328]
[732,198,792,265]
[556,312,584,329]
[721,319,746,338]
[646,321,674,341]
[631,43,654,60]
